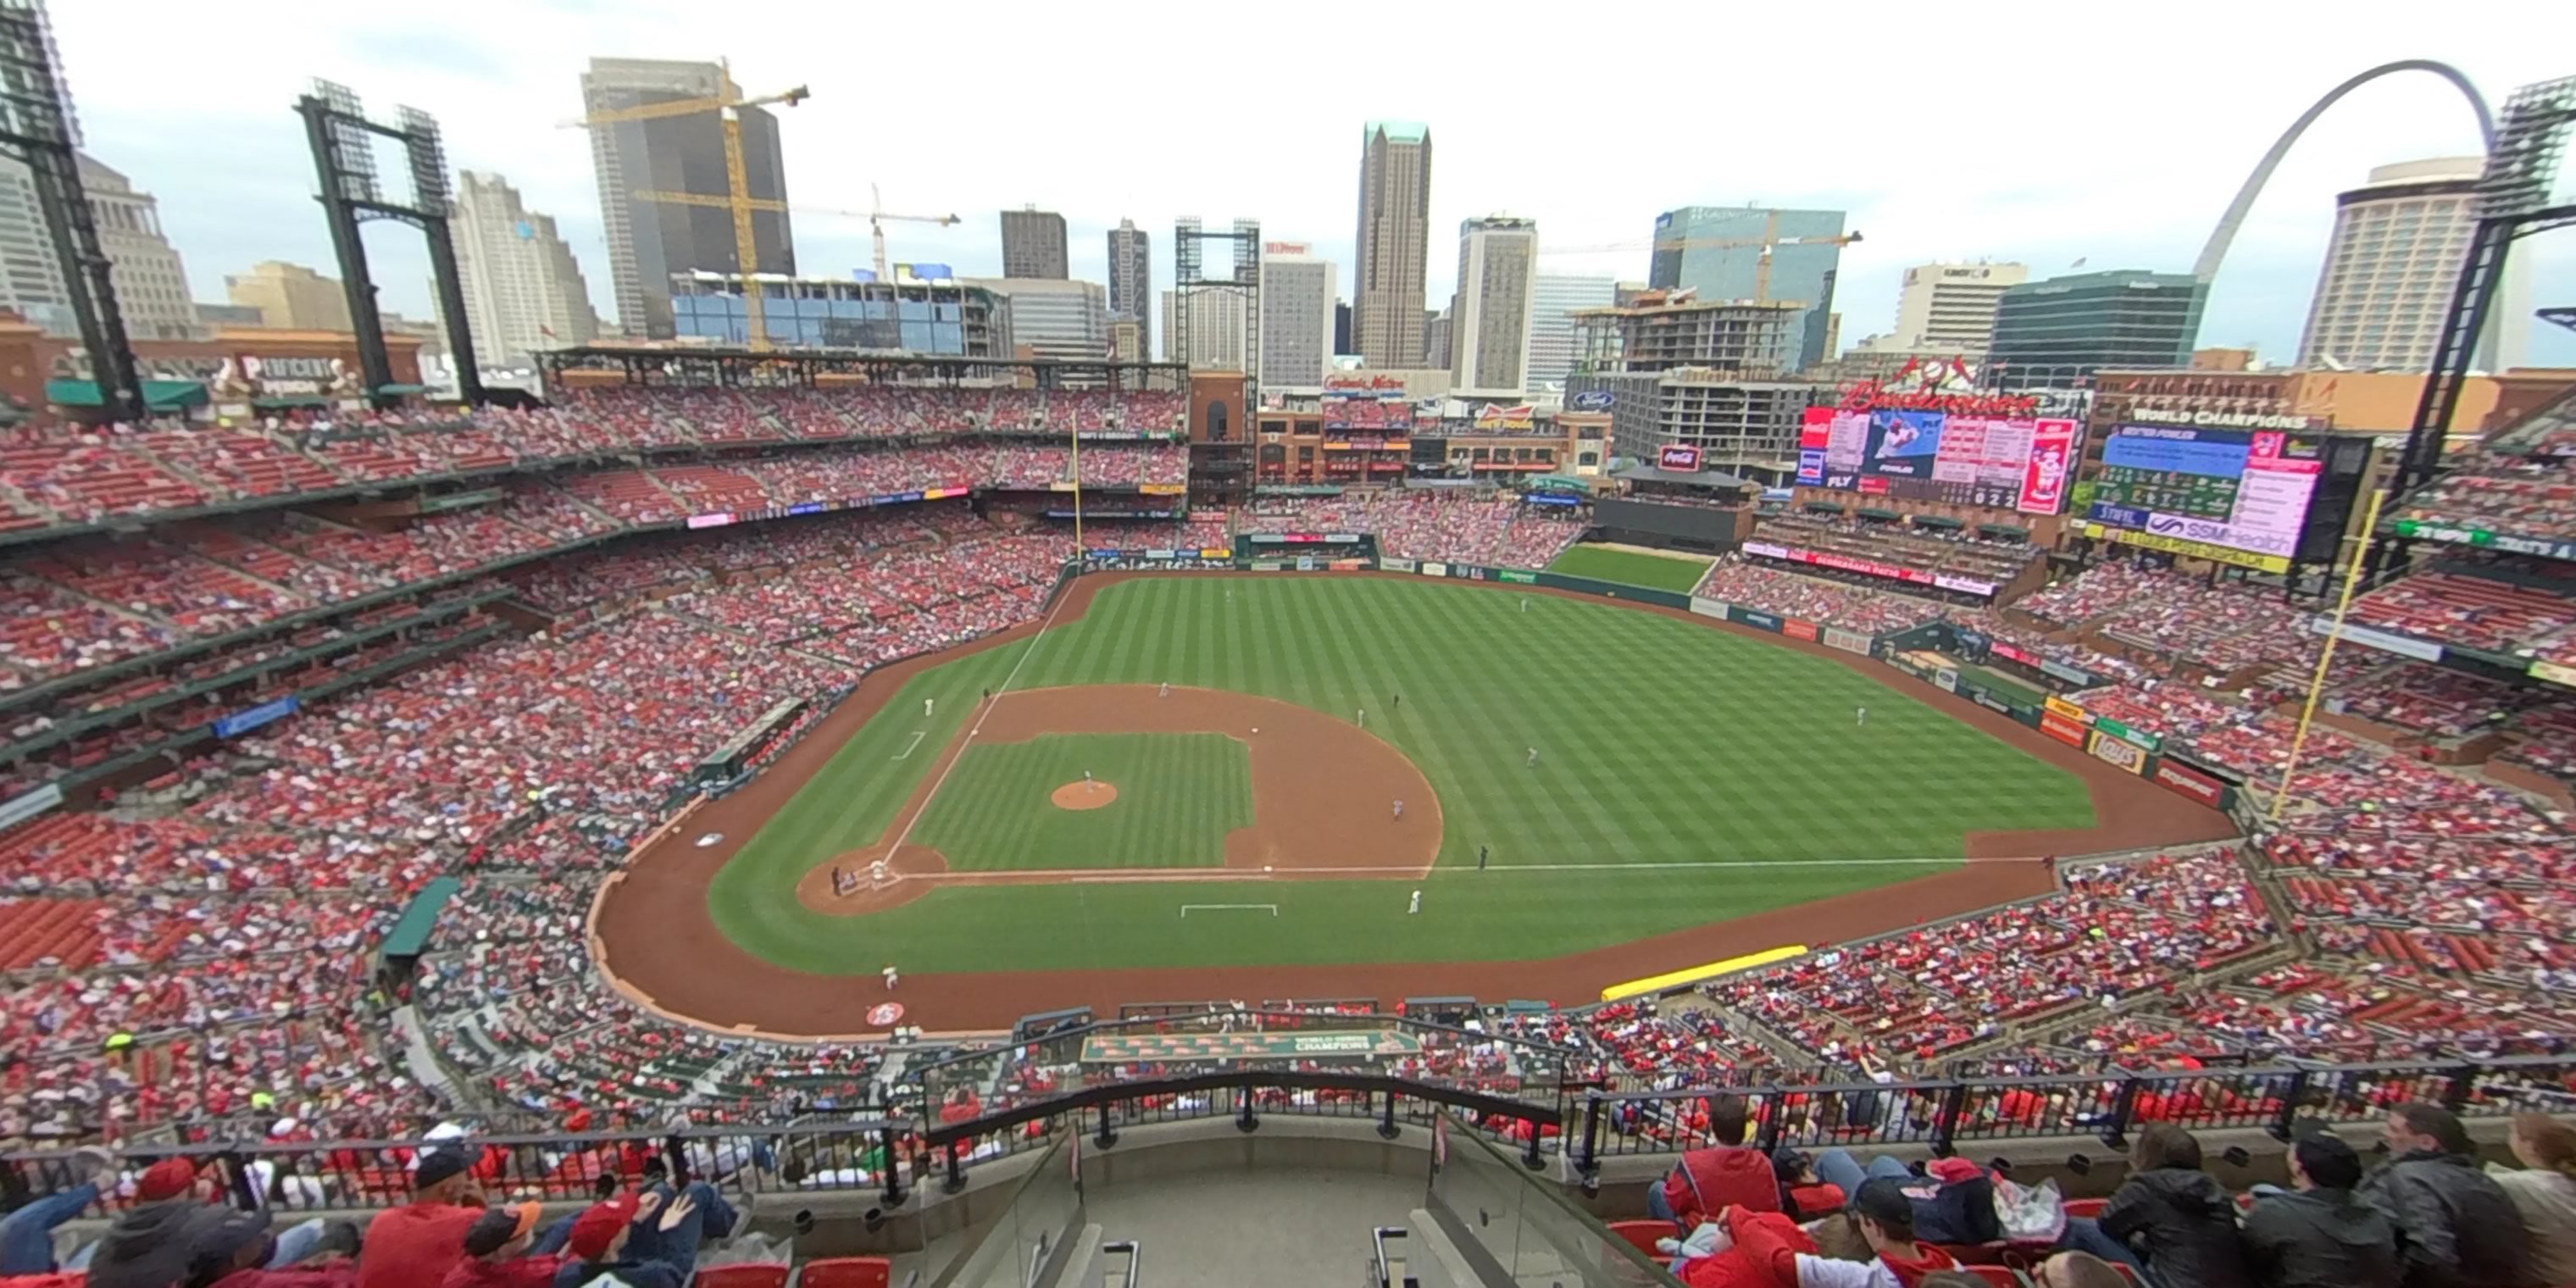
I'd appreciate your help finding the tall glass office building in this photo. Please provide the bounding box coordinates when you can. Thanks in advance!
[668,273,1001,354]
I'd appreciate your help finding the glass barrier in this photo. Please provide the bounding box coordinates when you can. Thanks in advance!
[1429,1109,1677,1286]
[928,1134,1081,1288]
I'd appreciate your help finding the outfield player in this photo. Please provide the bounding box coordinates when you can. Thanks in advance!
[1392,692,1402,712]
[1526,747,1539,767]
[1856,706,1868,727]
[1407,890,1421,914]
[1356,707,1365,729]
[1478,844,1489,869]
[924,697,935,718]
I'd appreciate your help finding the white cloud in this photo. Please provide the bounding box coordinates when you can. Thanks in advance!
[51,0,2575,364]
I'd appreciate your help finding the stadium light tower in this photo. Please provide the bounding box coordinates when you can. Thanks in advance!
[0,0,142,420]
[297,80,486,406]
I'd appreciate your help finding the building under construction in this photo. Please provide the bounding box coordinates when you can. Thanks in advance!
[1571,289,1806,375]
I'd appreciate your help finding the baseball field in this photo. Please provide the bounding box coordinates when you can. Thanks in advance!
[596,572,2239,1035]
[1543,544,1716,592]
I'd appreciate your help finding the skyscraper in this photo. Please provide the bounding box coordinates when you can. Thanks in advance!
[1353,121,1431,368]
[580,58,795,340]
[1989,269,2206,377]
[1648,206,1847,369]
[1161,287,1247,369]
[1002,207,1069,280]
[964,276,1109,362]
[1527,275,1616,389]
[1257,242,1335,389]
[1882,261,2027,356]
[1450,216,1537,397]
[1107,218,1151,352]
[444,171,601,364]
[2297,158,2527,372]
[225,261,353,331]
[0,151,201,340]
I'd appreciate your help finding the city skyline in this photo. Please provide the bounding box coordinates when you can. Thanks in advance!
[34,0,2576,368]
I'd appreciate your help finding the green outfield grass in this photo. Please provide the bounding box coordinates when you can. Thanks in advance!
[909,733,1252,871]
[704,576,2096,974]
[1544,544,1716,592]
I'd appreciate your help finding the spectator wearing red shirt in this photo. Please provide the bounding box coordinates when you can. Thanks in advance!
[1652,1096,1781,1231]
[357,1150,484,1288]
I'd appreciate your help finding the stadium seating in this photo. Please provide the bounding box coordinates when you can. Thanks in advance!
[1237,493,1582,568]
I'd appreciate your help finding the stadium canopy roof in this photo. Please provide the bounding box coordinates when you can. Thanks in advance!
[46,379,205,412]
[380,876,461,958]
[1912,514,1965,529]
[1612,463,1755,491]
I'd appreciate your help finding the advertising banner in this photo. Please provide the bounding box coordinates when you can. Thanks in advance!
[1380,558,1418,573]
[2080,523,2291,575]
[1823,627,1874,656]
[2040,711,2090,747]
[2308,617,2443,663]
[2391,518,2576,563]
[2090,715,2160,753]
[2043,695,2091,727]
[1474,403,1537,431]
[686,513,736,530]
[1420,562,1448,578]
[1736,609,1782,633]
[2088,728,2148,774]
[1783,619,1818,642]
[1570,390,1616,411]
[214,696,300,739]
[1690,596,1730,620]
[1199,547,1231,558]
[2152,758,2224,807]
[1972,690,2015,717]
[2040,659,2097,686]
[2018,419,2077,514]
[1138,482,1187,495]
[1658,443,1703,472]
[2090,425,2320,560]
[1499,569,1537,584]
[1935,669,1959,693]
[2530,660,2576,687]
[0,782,63,830]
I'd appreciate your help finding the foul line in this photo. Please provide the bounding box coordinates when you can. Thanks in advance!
[908,855,2039,885]
[879,581,1078,859]
[892,730,926,760]
[1181,903,1280,916]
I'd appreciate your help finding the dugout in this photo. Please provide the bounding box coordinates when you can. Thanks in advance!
[1234,531,1377,569]
[695,697,810,786]
[1595,464,1758,554]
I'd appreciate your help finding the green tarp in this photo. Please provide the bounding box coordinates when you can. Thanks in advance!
[1912,515,1964,530]
[251,395,331,409]
[380,876,462,957]
[1857,508,1901,520]
[1977,523,2028,538]
[1080,1029,1422,1063]
[47,379,206,412]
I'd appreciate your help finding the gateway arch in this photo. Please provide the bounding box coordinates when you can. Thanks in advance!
[2194,59,2495,285]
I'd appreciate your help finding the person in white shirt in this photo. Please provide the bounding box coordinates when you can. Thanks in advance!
[2490,1112,2576,1285]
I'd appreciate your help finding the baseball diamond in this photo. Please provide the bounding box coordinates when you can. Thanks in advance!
[592,572,2236,1035]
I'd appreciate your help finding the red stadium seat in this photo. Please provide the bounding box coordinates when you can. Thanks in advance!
[1607,1220,1670,1258]
[2062,1197,2108,1219]
[695,1267,789,1288]
[795,1257,893,1288]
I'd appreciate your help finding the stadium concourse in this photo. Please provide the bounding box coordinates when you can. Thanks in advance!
[0,381,2571,1195]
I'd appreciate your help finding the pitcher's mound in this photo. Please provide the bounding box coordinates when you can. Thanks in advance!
[1052,780,1118,810]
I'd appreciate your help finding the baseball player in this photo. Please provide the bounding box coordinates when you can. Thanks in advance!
[1159,681,1170,697]
[1407,890,1421,914]
[1856,706,1868,727]
[1356,708,1365,729]
[881,964,899,991]
[1526,747,1539,767]
[870,858,890,887]
[1391,799,1404,821]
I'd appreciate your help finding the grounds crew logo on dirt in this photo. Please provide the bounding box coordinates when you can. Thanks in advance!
[1079,1030,1424,1063]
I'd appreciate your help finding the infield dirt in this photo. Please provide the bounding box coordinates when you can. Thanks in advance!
[591,571,2239,1038]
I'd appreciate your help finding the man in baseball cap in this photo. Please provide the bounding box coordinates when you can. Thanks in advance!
[438,1202,563,1288]
[556,1190,702,1288]
[356,1148,484,1288]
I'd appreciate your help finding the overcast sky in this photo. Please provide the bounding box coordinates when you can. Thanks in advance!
[49,0,2576,367]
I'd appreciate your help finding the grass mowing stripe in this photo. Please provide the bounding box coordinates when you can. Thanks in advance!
[708,576,2097,972]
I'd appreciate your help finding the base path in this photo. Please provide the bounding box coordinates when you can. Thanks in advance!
[591,571,2240,1039]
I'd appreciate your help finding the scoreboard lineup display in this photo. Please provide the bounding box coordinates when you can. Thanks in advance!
[2086,424,2325,560]
[1796,408,2076,514]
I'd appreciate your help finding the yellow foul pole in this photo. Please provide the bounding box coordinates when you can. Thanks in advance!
[1070,418,1085,556]
[2268,486,2388,824]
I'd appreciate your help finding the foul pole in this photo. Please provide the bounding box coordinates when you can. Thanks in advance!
[2267,487,2387,824]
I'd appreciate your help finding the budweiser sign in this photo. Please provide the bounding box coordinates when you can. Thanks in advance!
[1838,356,2036,417]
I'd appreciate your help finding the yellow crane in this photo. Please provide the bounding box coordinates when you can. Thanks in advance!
[563,60,808,350]
[636,184,962,285]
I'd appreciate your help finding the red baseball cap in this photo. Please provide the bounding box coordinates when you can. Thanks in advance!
[135,1157,200,1202]
[565,1195,638,1261]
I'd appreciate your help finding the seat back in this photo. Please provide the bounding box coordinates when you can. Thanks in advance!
[1607,1219,1670,1258]
[694,1266,790,1288]
[795,1257,894,1288]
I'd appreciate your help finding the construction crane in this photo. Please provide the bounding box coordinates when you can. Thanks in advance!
[563,60,808,350]
[1542,224,1864,303]
[629,185,962,284]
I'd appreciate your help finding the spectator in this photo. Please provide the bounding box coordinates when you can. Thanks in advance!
[0,1146,112,1273]
[1668,1208,1820,1288]
[2488,1113,2576,1285]
[1724,1176,1962,1286]
[2241,1133,2400,1288]
[185,1208,359,1288]
[1652,1095,1780,1230]
[2361,1102,2537,1288]
[1772,1148,1848,1222]
[552,1187,710,1288]
[2071,1123,2253,1288]
[440,1204,565,1288]
[356,1150,486,1288]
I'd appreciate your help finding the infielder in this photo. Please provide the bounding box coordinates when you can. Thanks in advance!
[923,697,935,717]
[1158,681,1169,697]
[1391,799,1404,820]
[1356,708,1365,729]
[881,964,899,990]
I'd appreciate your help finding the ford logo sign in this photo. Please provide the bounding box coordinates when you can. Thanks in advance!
[1569,390,1614,411]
